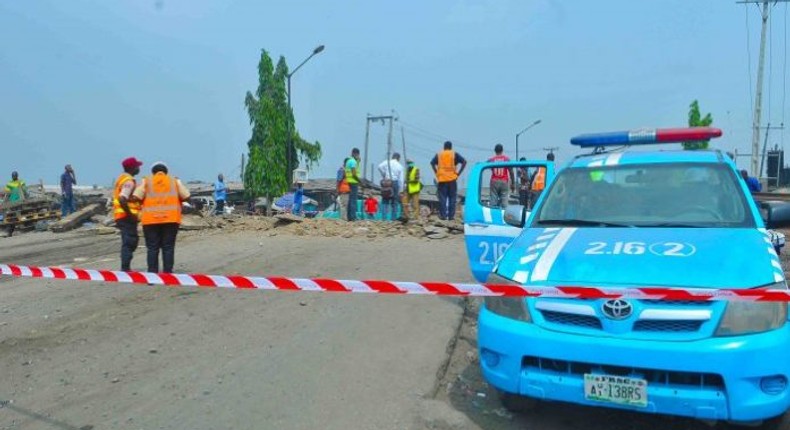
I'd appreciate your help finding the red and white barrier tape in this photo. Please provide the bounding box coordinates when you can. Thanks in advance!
[1,263,790,301]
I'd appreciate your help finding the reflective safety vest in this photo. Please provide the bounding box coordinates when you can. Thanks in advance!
[112,173,141,220]
[140,173,182,225]
[436,150,458,183]
[345,159,359,185]
[407,167,421,194]
[4,180,25,202]
[531,168,546,191]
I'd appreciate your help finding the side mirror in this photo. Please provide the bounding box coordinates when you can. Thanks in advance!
[504,204,528,228]
[760,201,790,229]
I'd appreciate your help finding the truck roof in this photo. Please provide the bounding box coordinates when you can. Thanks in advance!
[568,149,727,169]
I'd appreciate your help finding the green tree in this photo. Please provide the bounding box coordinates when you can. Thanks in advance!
[682,100,713,150]
[243,50,322,207]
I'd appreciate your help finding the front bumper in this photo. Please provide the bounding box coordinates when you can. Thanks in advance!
[479,306,790,421]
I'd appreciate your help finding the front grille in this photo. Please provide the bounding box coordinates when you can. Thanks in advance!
[633,320,704,332]
[522,356,725,389]
[541,310,602,329]
[640,300,714,307]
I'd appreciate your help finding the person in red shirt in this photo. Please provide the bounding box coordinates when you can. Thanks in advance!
[487,144,515,208]
[364,195,379,219]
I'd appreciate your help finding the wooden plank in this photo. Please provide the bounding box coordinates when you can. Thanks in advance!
[48,204,104,232]
[1,211,59,225]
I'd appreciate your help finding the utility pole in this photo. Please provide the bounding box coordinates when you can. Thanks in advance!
[759,123,785,176]
[362,114,396,181]
[515,119,542,160]
[401,126,408,164]
[738,0,790,177]
[363,117,371,180]
[286,45,325,188]
[386,115,394,162]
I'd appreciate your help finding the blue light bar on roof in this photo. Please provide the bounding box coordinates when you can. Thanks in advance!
[570,127,723,148]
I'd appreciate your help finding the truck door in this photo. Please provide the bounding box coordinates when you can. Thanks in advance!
[463,160,554,282]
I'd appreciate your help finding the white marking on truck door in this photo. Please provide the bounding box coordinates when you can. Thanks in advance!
[513,271,529,284]
[520,253,539,265]
[531,228,577,282]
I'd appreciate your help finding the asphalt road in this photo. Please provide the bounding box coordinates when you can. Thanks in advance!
[0,229,470,430]
[3,227,788,430]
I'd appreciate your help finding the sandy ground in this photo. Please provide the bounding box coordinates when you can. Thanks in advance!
[2,225,790,430]
[0,227,470,430]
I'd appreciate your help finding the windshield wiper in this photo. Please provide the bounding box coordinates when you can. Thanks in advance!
[536,219,635,228]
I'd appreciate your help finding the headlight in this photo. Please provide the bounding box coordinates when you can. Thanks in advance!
[484,273,532,322]
[715,282,788,336]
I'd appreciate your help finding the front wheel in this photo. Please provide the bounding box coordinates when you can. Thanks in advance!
[758,413,790,430]
[498,391,539,413]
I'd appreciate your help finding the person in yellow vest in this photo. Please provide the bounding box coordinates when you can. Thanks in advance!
[530,151,555,207]
[430,141,466,221]
[133,162,190,273]
[3,171,29,237]
[4,171,27,203]
[113,157,143,271]
[344,148,361,221]
[405,160,422,220]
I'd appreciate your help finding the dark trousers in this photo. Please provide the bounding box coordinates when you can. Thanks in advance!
[215,199,225,215]
[437,181,458,220]
[530,190,543,209]
[143,223,179,273]
[519,189,529,207]
[61,194,76,217]
[116,217,139,271]
[348,184,359,221]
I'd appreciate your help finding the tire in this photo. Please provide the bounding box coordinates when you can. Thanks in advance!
[498,390,538,413]
[758,413,790,430]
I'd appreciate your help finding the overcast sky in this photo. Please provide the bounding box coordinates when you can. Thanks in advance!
[0,0,787,187]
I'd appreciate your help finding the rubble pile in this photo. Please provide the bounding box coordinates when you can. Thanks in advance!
[14,208,462,240]
[207,215,462,240]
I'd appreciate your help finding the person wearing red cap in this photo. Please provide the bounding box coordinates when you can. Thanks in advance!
[113,157,143,271]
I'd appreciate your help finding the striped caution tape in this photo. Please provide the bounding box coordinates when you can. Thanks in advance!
[1,263,790,301]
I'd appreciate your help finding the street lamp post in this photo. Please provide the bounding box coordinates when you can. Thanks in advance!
[286,44,325,187]
[515,119,542,160]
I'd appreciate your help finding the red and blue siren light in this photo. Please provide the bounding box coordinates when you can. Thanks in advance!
[570,127,723,148]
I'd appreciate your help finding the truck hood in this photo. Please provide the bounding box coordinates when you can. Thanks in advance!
[496,227,784,289]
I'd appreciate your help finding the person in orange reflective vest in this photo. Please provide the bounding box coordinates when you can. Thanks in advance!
[430,141,466,221]
[530,151,555,207]
[113,157,143,271]
[133,162,190,273]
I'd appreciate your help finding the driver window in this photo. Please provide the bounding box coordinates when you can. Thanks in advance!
[479,164,545,210]
[479,166,515,209]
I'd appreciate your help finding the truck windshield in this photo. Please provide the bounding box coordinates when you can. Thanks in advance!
[534,162,756,228]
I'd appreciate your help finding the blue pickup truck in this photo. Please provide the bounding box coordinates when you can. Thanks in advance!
[464,128,790,428]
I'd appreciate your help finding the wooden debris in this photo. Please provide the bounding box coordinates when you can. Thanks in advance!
[274,213,305,223]
[0,198,59,228]
[179,215,212,231]
[49,204,103,232]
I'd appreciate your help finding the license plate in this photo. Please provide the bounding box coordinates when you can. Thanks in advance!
[584,374,648,408]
